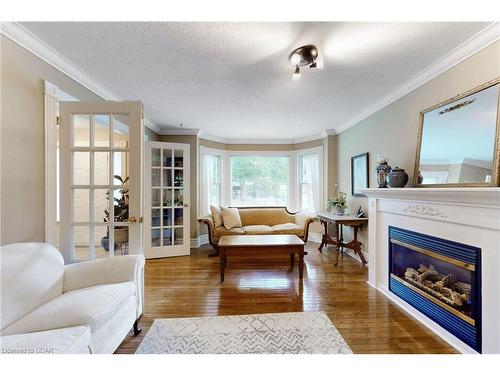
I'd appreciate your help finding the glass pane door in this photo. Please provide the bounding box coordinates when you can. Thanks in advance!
[59,101,143,263]
[145,142,190,258]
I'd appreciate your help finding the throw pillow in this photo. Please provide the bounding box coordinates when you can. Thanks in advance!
[210,205,224,228]
[221,207,242,230]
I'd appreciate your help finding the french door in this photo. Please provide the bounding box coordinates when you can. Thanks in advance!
[144,142,190,258]
[59,101,144,264]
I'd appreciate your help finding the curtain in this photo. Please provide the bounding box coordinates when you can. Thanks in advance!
[200,154,212,217]
[301,153,320,213]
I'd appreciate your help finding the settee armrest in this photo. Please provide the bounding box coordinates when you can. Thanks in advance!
[199,216,218,249]
[295,212,316,242]
[63,255,145,293]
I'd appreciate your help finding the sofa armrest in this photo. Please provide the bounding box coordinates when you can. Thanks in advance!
[295,212,316,242]
[63,255,144,293]
[199,216,218,248]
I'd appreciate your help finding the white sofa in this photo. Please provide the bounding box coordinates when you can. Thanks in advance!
[0,242,145,354]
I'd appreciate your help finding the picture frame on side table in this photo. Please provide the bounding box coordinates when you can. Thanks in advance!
[351,152,369,196]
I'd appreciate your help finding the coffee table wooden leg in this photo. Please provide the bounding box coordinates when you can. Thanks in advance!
[220,248,226,282]
[290,253,295,269]
[298,249,304,279]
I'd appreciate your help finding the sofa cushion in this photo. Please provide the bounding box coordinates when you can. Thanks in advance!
[214,226,245,238]
[0,325,91,354]
[221,207,242,229]
[239,208,295,227]
[210,205,224,228]
[0,243,64,331]
[1,282,135,336]
[271,223,304,236]
[243,225,273,235]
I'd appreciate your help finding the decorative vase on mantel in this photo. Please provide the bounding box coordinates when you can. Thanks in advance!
[387,167,409,188]
[375,155,392,188]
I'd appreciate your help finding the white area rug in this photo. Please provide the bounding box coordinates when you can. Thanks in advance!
[136,311,352,354]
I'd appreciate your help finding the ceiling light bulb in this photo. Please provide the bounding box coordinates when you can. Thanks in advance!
[292,66,301,80]
[290,53,301,66]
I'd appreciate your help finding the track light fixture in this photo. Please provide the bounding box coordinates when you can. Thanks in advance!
[288,44,321,80]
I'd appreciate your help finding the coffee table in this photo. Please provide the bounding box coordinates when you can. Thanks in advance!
[218,234,305,282]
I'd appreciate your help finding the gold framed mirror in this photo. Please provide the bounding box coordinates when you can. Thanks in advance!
[414,77,500,188]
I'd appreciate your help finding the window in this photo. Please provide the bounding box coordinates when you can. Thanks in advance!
[199,151,222,216]
[231,155,289,207]
[298,153,321,213]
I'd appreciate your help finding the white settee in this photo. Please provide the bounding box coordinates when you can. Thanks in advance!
[0,242,145,354]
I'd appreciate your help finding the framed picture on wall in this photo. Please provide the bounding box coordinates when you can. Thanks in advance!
[351,152,369,196]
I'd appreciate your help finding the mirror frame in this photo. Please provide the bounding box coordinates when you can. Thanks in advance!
[413,77,500,188]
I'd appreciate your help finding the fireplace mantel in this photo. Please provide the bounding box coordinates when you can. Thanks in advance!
[358,187,500,207]
[359,187,500,353]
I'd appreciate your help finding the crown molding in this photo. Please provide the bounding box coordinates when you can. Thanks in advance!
[334,22,500,134]
[197,129,332,145]
[159,127,201,136]
[1,22,160,132]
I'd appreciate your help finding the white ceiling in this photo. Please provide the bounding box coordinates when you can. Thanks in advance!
[20,22,493,140]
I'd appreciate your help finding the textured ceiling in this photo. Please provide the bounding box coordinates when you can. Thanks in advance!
[21,22,492,140]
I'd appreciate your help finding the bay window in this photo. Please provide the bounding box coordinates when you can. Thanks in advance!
[230,155,289,207]
[198,146,323,217]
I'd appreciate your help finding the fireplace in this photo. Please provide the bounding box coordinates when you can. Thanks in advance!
[388,226,481,352]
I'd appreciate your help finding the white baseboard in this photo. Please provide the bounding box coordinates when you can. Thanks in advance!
[190,234,209,248]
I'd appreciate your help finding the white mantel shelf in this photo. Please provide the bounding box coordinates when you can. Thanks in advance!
[359,187,500,207]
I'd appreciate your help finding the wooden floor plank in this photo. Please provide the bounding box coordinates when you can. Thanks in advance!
[115,244,457,354]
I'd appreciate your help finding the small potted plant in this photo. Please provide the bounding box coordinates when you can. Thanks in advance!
[328,191,348,216]
[101,175,129,251]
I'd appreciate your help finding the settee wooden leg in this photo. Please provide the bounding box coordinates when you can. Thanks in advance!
[208,248,219,257]
[133,315,143,336]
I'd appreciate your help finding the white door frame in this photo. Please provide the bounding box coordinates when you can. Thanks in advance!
[144,141,190,258]
[59,101,144,263]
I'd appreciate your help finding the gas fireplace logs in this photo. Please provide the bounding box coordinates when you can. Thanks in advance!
[404,264,471,308]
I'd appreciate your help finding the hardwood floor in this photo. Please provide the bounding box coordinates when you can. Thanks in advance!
[116,243,457,354]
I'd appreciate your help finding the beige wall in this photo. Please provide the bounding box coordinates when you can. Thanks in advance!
[335,41,500,254]
[1,36,102,245]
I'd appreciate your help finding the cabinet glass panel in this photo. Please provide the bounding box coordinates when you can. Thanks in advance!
[174,149,183,168]
[95,226,109,258]
[163,189,173,207]
[163,228,172,246]
[162,149,172,167]
[174,208,183,226]
[151,168,160,187]
[113,226,129,256]
[113,152,129,185]
[73,152,90,185]
[174,228,183,245]
[174,189,184,207]
[112,114,129,148]
[151,148,161,167]
[151,208,161,227]
[73,225,90,260]
[73,189,89,223]
[93,114,110,147]
[93,188,109,224]
[174,169,183,187]
[162,208,173,226]
[113,188,129,222]
[152,188,161,207]
[163,168,172,187]
[72,114,90,147]
[94,152,110,185]
[151,228,161,247]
